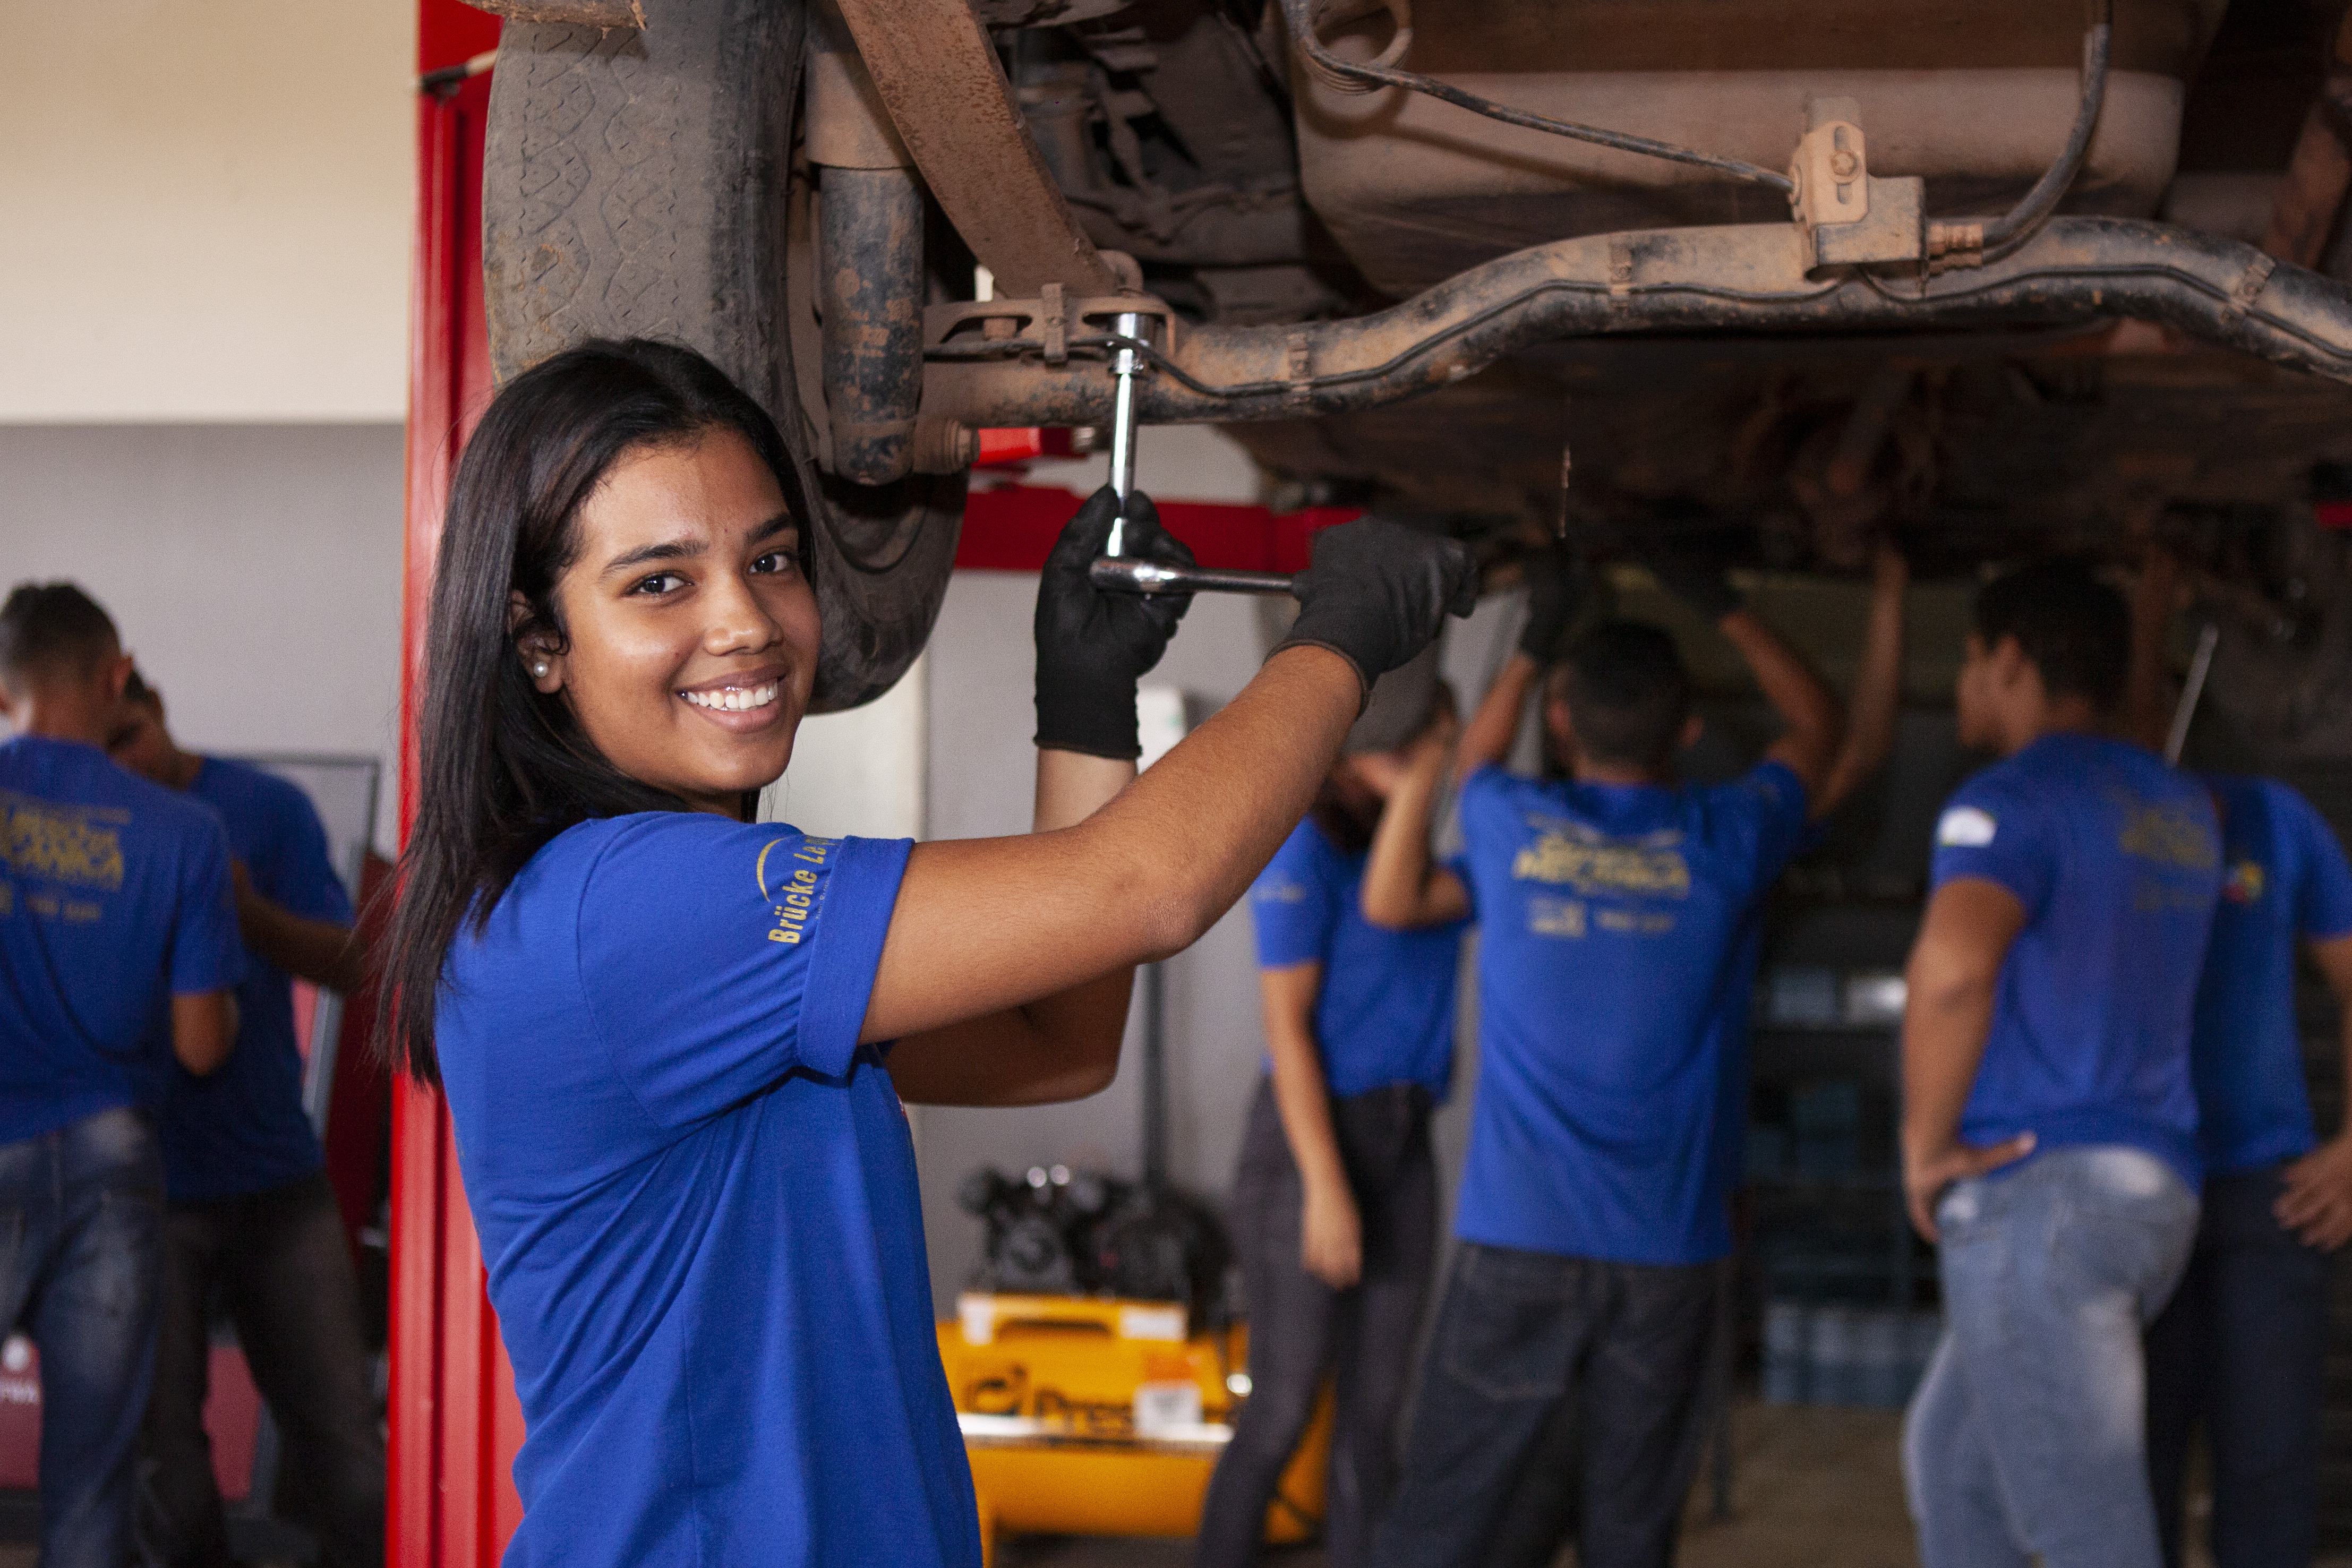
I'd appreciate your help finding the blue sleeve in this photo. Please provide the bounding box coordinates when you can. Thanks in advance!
[1930,773,2051,916]
[169,811,246,997]
[575,817,912,1129]
[1250,822,1339,970]
[253,779,354,927]
[1711,760,1811,897]
[2283,785,2352,940]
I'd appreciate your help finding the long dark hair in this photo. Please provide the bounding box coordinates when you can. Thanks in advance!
[377,339,809,1083]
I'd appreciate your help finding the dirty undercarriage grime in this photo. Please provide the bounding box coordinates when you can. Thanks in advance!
[479,0,2352,747]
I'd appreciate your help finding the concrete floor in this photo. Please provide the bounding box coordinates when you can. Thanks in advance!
[996,1402,1921,1568]
[993,1400,2350,1568]
[0,1402,2337,1566]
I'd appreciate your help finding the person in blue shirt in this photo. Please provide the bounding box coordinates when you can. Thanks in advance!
[2123,546,2352,1568]
[0,582,244,1568]
[1901,560,2220,1568]
[375,338,1474,1568]
[1356,543,1908,1568]
[1195,652,1469,1568]
[106,671,386,1568]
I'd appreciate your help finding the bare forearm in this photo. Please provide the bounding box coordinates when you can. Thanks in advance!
[1268,1025,1349,1193]
[1361,761,1442,928]
[1461,653,1538,775]
[1084,647,1361,950]
[237,895,364,993]
[1036,750,1137,834]
[2125,547,2180,752]
[865,648,1358,1043]
[892,752,1143,1102]
[1901,982,1994,1155]
[1723,609,1842,789]
[1816,551,1906,817]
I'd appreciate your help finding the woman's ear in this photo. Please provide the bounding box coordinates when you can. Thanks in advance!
[509,592,566,695]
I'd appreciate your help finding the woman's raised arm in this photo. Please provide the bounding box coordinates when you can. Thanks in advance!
[872,499,1473,1103]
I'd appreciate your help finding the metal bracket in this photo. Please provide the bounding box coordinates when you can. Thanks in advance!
[1789,97,1926,270]
[1040,282,1068,365]
[926,295,1175,349]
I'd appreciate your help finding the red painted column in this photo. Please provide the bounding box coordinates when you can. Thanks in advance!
[395,6,519,1565]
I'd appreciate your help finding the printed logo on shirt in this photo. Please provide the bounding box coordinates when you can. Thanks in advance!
[757,834,839,946]
[1512,822,1690,899]
[2115,795,2219,872]
[0,792,126,890]
[2223,860,2266,904]
[1528,896,1586,938]
[1935,806,1997,848]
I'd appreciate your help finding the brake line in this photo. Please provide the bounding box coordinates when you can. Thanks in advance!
[1274,0,1795,195]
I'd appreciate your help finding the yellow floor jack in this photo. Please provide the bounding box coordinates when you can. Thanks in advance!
[939,954,1331,1565]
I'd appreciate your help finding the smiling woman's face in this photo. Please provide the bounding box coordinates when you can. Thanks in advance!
[529,429,819,816]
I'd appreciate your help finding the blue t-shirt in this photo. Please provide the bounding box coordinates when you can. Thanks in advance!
[1247,818,1466,1100]
[2188,775,2352,1173]
[1929,732,2220,1189]
[436,812,977,1568]
[1452,759,1811,1265]
[0,734,244,1143]
[160,758,354,1202]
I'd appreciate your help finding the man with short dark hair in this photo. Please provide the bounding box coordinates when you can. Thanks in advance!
[108,672,385,1568]
[1901,560,2219,1568]
[1361,544,1908,1568]
[0,582,244,1568]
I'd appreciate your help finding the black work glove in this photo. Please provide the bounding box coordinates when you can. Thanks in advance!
[1638,542,1744,622]
[1517,549,1580,663]
[1272,518,1478,705]
[1034,485,1195,759]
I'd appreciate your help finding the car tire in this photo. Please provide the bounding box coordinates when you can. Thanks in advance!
[482,0,965,712]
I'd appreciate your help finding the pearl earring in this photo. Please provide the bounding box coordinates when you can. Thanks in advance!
[532,661,549,679]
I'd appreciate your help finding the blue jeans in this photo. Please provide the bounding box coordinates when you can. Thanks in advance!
[0,1107,165,1568]
[143,1171,386,1568]
[1196,1082,1437,1568]
[1367,1243,1716,1568]
[1905,1145,2199,1568]
[2144,1166,2329,1568]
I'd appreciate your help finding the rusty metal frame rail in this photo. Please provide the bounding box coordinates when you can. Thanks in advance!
[918,218,2352,433]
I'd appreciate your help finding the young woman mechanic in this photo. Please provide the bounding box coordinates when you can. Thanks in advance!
[379,339,1472,1568]
[1195,655,1468,1568]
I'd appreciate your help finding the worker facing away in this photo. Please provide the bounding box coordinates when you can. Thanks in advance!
[1901,561,2221,1568]
[1195,652,1468,1568]
[0,584,244,1568]
[1357,541,1908,1568]
[378,338,1475,1568]
[2125,546,2352,1568]
[107,670,387,1568]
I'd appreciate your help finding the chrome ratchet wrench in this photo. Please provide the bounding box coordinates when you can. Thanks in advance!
[1091,309,1299,598]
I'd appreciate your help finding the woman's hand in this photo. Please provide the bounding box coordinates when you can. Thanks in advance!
[1276,519,1477,703]
[1034,486,1196,759]
[1301,1177,1364,1289]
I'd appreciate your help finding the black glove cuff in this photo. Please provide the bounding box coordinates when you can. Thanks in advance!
[1268,634,1370,714]
[1035,677,1141,760]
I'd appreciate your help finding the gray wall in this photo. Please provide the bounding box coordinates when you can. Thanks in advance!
[913,569,1527,1314]
[0,424,407,850]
